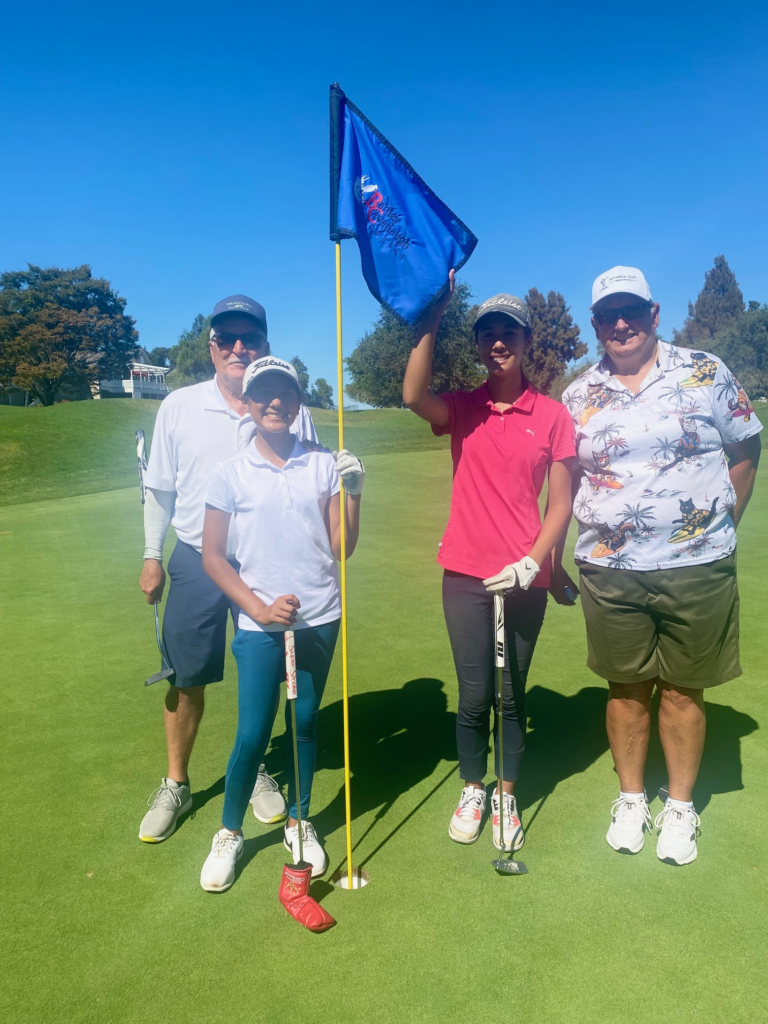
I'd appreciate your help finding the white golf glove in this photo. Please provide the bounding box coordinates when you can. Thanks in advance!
[483,556,540,594]
[333,449,365,495]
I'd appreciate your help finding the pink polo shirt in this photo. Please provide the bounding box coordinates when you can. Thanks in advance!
[431,381,576,587]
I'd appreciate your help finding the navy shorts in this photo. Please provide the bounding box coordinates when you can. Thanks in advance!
[162,540,239,689]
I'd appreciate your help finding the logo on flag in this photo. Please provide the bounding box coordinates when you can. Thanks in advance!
[330,83,478,325]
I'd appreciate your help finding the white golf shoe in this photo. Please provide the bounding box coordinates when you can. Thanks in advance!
[491,791,524,852]
[655,800,700,865]
[200,829,244,892]
[139,778,193,843]
[250,765,287,824]
[448,786,486,844]
[283,821,327,878]
[606,793,652,854]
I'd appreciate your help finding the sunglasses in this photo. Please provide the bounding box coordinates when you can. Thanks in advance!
[212,331,266,350]
[593,303,652,326]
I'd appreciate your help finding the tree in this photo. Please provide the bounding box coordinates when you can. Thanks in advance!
[290,357,312,404]
[523,288,587,395]
[164,314,212,389]
[709,302,768,398]
[308,378,334,409]
[345,281,484,407]
[147,347,173,368]
[0,264,137,404]
[673,255,745,348]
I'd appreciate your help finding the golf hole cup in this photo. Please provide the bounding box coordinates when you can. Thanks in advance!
[331,867,370,891]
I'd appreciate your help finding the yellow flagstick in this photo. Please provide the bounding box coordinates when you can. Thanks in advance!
[335,240,354,890]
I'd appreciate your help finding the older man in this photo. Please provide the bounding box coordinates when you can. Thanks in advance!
[562,267,761,865]
[138,295,318,843]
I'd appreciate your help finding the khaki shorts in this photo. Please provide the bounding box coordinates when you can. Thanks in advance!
[577,553,741,688]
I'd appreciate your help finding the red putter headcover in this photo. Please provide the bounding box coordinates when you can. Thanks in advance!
[279,864,336,933]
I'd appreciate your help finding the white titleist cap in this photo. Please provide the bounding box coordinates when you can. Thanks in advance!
[591,266,653,309]
[242,356,301,396]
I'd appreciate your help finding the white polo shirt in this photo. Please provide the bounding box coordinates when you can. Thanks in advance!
[205,438,341,632]
[145,378,319,553]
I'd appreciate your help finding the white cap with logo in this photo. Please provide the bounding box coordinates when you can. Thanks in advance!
[591,266,653,309]
[242,356,301,397]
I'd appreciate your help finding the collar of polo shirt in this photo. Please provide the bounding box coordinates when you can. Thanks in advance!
[472,380,538,413]
[244,436,309,468]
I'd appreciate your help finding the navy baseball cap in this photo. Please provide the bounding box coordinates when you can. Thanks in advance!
[210,294,267,334]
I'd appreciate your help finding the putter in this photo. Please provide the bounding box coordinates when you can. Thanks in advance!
[134,429,176,686]
[145,602,176,686]
[285,628,310,868]
[491,592,528,876]
[135,429,148,504]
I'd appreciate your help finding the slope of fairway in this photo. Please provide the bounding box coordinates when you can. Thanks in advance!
[1,449,766,1024]
[0,400,449,507]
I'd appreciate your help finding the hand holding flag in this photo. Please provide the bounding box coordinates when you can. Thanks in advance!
[330,84,477,325]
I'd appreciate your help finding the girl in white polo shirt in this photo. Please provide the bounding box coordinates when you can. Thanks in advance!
[198,356,364,894]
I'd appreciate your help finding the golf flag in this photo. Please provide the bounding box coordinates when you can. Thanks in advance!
[329,83,478,325]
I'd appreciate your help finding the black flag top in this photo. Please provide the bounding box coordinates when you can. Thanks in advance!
[329,83,478,325]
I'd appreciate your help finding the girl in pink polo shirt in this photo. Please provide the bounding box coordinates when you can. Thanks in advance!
[403,272,577,852]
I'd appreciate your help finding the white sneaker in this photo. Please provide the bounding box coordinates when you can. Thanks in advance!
[200,829,244,892]
[449,786,486,844]
[606,793,652,854]
[284,821,327,878]
[250,765,287,824]
[491,791,524,852]
[655,800,700,865]
[139,778,193,843]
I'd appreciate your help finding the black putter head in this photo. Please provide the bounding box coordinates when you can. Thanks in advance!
[492,857,528,875]
[145,667,176,687]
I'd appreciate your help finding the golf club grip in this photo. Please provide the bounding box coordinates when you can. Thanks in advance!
[493,592,505,669]
[284,629,297,700]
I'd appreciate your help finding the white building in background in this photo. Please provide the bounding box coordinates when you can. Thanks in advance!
[97,348,170,400]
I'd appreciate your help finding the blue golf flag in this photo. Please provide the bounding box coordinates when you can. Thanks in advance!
[330,83,478,325]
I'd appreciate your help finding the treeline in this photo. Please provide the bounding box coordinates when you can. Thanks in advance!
[1,258,765,408]
[672,256,767,399]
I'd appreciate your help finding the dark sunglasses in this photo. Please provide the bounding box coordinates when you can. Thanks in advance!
[594,303,652,326]
[212,331,266,350]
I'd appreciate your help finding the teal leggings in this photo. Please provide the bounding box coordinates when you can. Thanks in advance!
[222,621,340,830]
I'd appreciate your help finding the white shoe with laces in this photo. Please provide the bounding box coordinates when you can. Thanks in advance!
[200,829,244,892]
[491,791,524,852]
[250,765,287,824]
[449,786,486,844]
[655,800,700,865]
[283,820,327,878]
[606,793,652,853]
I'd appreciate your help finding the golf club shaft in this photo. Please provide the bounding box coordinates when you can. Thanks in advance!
[284,629,303,864]
[494,593,506,854]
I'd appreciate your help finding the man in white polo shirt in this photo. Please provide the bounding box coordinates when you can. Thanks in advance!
[138,294,319,843]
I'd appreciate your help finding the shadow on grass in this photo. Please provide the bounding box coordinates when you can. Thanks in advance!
[267,678,457,852]
[209,679,757,875]
[645,694,758,812]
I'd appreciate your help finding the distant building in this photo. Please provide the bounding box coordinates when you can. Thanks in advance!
[97,348,171,400]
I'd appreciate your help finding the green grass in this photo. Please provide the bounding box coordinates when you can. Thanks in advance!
[0,401,449,507]
[1,402,767,1024]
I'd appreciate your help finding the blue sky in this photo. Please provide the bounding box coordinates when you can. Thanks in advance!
[2,1,767,396]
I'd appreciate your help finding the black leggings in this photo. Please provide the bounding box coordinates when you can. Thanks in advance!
[442,570,548,783]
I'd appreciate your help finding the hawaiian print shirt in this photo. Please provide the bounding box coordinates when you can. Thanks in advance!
[562,341,762,571]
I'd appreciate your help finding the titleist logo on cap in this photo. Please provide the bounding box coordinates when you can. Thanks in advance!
[479,296,525,314]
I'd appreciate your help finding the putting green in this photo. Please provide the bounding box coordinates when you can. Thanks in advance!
[1,408,766,1024]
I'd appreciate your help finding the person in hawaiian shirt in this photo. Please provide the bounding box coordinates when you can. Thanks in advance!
[560,266,762,866]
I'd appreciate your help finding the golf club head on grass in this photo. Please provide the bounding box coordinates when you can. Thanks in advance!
[492,857,528,875]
